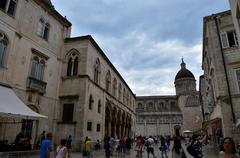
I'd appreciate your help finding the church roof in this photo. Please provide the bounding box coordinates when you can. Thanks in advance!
[175,59,195,80]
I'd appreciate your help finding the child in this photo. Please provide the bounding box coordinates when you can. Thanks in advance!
[161,141,168,158]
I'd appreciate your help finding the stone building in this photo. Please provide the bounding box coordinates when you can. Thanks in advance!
[201,10,240,144]
[135,60,202,137]
[229,0,240,43]
[0,0,135,149]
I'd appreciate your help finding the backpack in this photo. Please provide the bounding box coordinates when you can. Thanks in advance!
[145,140,150,147]
[187,143,196,156]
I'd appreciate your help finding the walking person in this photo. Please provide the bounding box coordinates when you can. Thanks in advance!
[55,139,68,158]
[40,133,53,158]
[219,137,240,158]
[135,136,143,157]
[160,136,168,158]
[172,134,182,158]
[126,136,131,155]
[36,131,46,149]
[85,137,93,158]
[146,136,156,158]
[104,136,111,158]
[187,134,206,158]
[66,135,72,158]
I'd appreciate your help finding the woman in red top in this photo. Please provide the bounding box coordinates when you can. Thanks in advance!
[135,136,143,157]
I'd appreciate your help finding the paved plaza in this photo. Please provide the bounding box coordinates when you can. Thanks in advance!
[66,143,218,158]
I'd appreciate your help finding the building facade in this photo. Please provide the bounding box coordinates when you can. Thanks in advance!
[135,60,202,137]
[201,10,240,144]
[0,0,135,149]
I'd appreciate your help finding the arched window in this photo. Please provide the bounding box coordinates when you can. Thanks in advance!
[73,57,78,75]
[106,71,111,92]
[98,100,101,113]
[66,49,79,76]
[67,58,72,76]
[118,83,122,101]
[89,95,94,110]
[112,78,117,97]
[0,32,8,67]
[94,58,101,83]
[123,88,126,103]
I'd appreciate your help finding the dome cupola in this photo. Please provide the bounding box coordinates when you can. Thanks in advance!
[175,58,195,81]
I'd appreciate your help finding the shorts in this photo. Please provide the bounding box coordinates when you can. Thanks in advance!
[147,147,154,154]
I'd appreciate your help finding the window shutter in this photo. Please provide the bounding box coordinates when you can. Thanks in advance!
[220,32,229,48]
[233,31,238,46]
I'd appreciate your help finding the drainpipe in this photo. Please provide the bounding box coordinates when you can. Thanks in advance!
[213,15,236,124]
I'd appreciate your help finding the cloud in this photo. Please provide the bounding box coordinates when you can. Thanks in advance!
[51,0,228,95]
[94,31,203,95]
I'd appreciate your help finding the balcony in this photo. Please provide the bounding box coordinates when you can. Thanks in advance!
[27,77,47,94]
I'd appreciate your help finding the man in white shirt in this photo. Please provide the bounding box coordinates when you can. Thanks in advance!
[146,136,156,158]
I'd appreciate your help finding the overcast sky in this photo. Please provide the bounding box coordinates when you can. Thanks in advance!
[52,0,229,96]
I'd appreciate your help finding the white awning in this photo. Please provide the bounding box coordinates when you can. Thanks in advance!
[236,119,240,127]
[0,85,47,119]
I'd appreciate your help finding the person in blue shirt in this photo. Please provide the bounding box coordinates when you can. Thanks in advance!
[40,133,53,158]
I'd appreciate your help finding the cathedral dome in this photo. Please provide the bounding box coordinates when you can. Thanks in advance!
[175,59,195,80]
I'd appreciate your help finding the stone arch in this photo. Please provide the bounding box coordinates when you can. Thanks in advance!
[174,125,181,136]
[116,110,122,137]
[105,102,111,137]
[111,107,117,137]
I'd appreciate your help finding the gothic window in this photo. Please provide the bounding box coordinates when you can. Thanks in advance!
[112,78,117,97]
[106,71,111,92]
[66,50,79,76]
[89,95,94,110]
[126,92,129,106]
[67,58,72,76]
[94,58,101,83]
[123,88,126,103]
[0,0,17,16]
[62,104,74,122]
[30,56,45,81]
[97,100,101,113]
[36,19,50,40]
[221,31,238,48]
[0,32,8,67]
[73,57,78,75]
[118,83,122,100]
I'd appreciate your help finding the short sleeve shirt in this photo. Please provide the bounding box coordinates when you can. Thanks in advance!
[40,139,52,158]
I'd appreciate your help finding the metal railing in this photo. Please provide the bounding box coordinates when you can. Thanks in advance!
[0,150,39,158]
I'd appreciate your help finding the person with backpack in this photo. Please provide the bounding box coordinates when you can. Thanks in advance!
[146,136,156,158]
[187,134,206,158]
